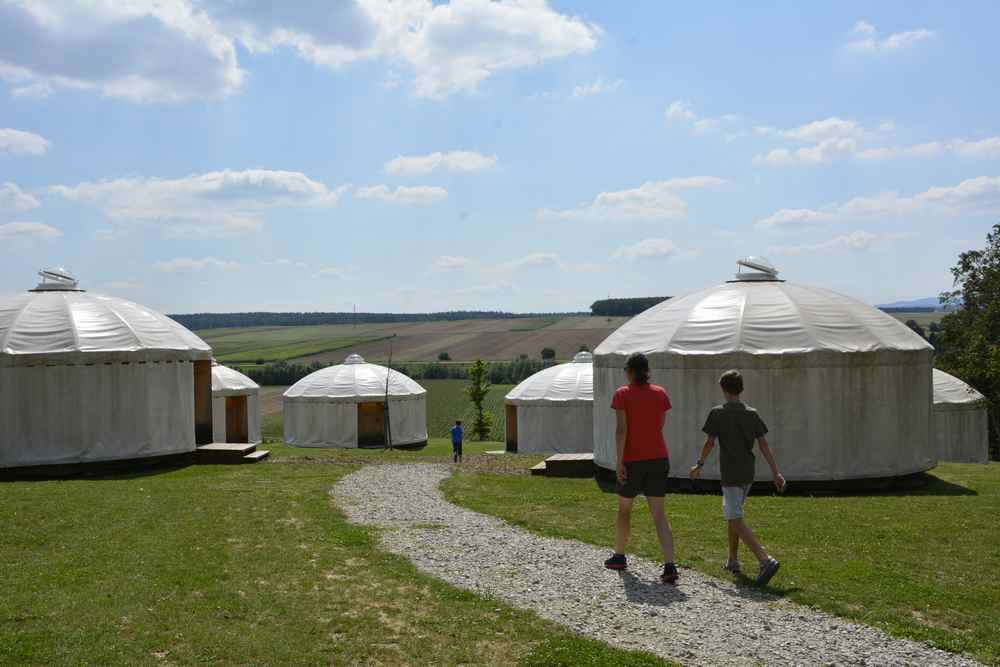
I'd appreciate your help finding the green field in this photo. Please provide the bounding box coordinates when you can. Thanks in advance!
[887,311,945,329]
[197,324,392,363]
[0,461,667,666]
[444,463,1000,665]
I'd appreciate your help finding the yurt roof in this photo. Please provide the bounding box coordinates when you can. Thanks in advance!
[506,351,594,405]
[933,369,986,405]
[0,270,212,366]
[212,362,260,396]
[283,354,425,402]
[595,259,932,358]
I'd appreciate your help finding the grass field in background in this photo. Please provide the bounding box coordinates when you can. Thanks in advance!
[0,463,668,666]
[444,463,1000,665]
[887,311,944,329]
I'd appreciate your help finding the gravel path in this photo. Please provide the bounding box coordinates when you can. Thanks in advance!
[331,464,981,667]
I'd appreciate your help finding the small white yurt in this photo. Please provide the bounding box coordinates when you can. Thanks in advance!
[212,362,261,445]
[505,351,593,453]
[933,369,989,463]
[283,354,427,448]
[593,258,935,482]
[0,269,214,469]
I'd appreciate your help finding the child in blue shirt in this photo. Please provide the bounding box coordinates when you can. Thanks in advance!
[450,420,464,463]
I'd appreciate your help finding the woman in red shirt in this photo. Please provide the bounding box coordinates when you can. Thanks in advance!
[604,352,678,584]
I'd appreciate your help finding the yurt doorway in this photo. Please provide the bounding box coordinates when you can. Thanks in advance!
[357,402,386,448]
[194,360,213,445]
[225,395,249,444]
[505,404,518,452]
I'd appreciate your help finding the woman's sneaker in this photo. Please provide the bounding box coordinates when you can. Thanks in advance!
[604,553,627,570]
[722,559,742,576]
[661,562,679,584]
[756,558,780,586]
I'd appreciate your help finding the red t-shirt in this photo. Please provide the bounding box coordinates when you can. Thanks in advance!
[611,383,671,462]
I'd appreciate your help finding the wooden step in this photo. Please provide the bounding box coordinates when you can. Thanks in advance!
[243,450,269,463]
[195,442,257,464]
[529,461,548,476]
[540,452,595,478]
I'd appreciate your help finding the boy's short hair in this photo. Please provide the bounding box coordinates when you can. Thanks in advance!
[455,420,462,425]
[719,369,743,395]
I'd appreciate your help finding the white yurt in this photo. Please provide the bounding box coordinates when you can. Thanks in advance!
[593,258,935,482]
[933,369,989,464]
[212,362,261,445]
[505,351,593,453]
[0,269,214,469]
[283,354,427,448]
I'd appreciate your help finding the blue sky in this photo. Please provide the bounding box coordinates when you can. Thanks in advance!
[1,1,998,314]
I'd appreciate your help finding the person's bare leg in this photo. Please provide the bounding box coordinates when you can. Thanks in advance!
[727,520,740,564]
[646,496,675,563]
[730,518,769,564]
[615,496,634,554]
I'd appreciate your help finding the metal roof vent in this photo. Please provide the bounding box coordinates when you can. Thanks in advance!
[733,256,780,282]
[31,267,83,292]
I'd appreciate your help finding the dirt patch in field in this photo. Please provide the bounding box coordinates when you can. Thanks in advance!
[258,386,288,416]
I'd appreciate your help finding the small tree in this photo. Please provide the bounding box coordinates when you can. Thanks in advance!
[465,359,494,441]
[905,319,926,339]
[541,347,556,360]
[438,351,451,361]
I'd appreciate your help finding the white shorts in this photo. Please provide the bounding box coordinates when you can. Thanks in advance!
[722,484,752,520]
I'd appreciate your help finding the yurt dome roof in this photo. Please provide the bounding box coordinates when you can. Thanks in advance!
[212,362,260,396]
[0,271,212,366]
[595,260,932,358]
[283,354,425,402]
[933,369,985,405]
[506,351,594,405]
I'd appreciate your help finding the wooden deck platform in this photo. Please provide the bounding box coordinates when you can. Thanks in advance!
[195,443,270,465]
[530,452,595,478]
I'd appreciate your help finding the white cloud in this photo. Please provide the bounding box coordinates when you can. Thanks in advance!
[385,150,497,176]
[759,176,1000,226]
[845,21,935,53]
[153,257,242,272]
[664,101,696,123]
[665,101,737,134]
[49,169,345,238]
[755,208,836,231]
[538,177,725,223]
[611,238,680,262]
[778,117,866,143]
[572,78,622,98]
[10,82,52,99]
[432,255,471,270]
[0,221,61,243]
[0,182,40,212]
[313,266,349,280]
[505,252,560,269]
[356,184,448,204]
[0,1,245,102]
[0,128,51,156]
[265,258,308,269]
[453,281,516,296]
[855,137,1000,161]
[770,231,881,256]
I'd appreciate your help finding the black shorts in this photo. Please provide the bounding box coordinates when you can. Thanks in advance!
[616,457,670,498]
[452,443,463,454]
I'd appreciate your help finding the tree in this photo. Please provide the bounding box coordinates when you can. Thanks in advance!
[438,351,451,361]
[540,347,556,360]
[935,223,1000,459]
[465,359,494,441]
[905,319,926,339]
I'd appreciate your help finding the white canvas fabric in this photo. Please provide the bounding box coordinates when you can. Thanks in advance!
[0,277,211,468]
[933,369,989,463]
[593,274,935,481]
[283,354,427,448]
[506,351,593,453]
[211,363,261,445]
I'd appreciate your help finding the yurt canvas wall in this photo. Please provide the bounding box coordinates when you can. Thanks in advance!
[593,261,935,483]
[505,351,593,454]
[211,363,262,445]
[933,369,990,464]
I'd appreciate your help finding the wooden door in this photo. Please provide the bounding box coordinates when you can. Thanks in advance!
[506,404,518,452]
[193,360,213,444]
[226,395,249,444]
[357,402,386,448]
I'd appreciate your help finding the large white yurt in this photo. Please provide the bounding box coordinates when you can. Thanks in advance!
[505,351,594,453]
[212,362,261,445]
[933,369,989,464]
[283,354,427,448]
[593,258,935,482]
[0,269,214,469]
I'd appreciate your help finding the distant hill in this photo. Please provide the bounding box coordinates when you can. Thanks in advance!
[877,297,945,310]
[169,310,588,331]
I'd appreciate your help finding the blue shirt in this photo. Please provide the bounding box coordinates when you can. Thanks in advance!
[450,425,464,445]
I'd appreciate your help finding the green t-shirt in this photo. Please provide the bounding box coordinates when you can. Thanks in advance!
[702,401,768,486]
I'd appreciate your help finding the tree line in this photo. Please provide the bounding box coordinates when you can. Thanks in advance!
[590,296,670,317]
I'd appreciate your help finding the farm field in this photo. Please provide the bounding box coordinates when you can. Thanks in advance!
[199,315,628,365]
[444,462,1000,666]
[886,310,945,329]
[0,462,666,666]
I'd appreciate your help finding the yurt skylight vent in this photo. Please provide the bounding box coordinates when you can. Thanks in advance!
[344,353,365,365]
[573,351,594,363]
[732,256,781,282]
[31,267,82,291]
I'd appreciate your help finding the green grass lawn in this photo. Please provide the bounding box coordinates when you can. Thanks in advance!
[0,462,668,666]
[444,463,1000,666]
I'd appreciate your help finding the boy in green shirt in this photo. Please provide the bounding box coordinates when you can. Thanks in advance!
[690,370,786,586]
